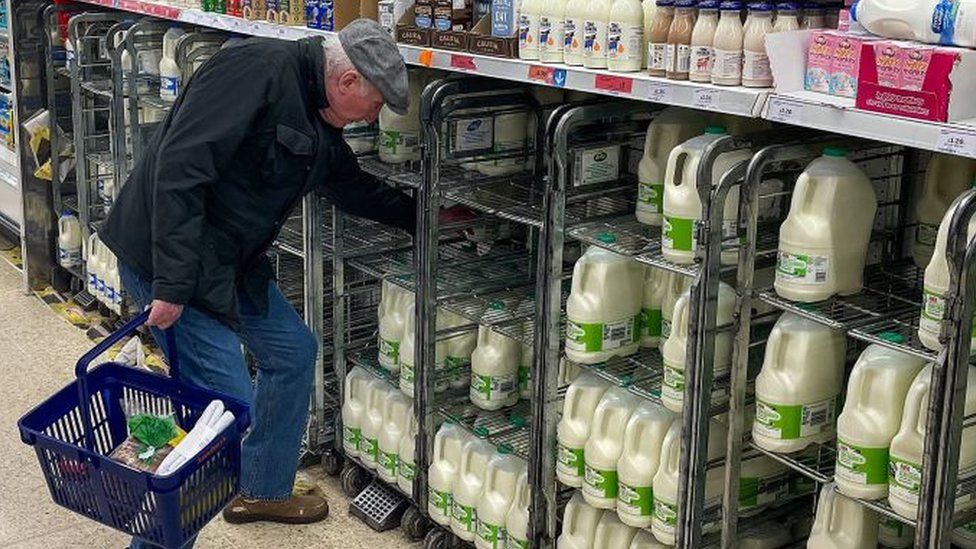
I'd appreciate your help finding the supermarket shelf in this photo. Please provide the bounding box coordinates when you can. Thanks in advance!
[568,347,666,404]
[80,79,114,98]
[61,195,79,214]
[438,401,533,459]
[357,154,421,186]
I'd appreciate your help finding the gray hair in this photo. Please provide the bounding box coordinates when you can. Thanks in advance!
[323,37,378,96]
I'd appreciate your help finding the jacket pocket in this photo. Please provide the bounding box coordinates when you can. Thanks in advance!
[193,229,240,320]
[275,124,314,156]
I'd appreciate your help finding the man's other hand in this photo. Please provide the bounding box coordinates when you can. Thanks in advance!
[148,300,185,329]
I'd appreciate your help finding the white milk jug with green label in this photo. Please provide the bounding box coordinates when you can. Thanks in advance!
[636,107,707,226]
[400,303,450,397]
[774,147,877,303]
[378,281,411,372]
[834,336,925,500]
[428,420,468,525]
[918,197,976,352]
[662,126,751,266]
[630,530,669,548]
[475,445,524,549]
[616,401,675,527]
[640,266,668,348]
[807,484,879,549]
[661,282,736,413]
[360,379,391,470]
[398,411,418,496]
[753,313,846,453]
[738,455,789,516]
[478,111,528,176]
[378,391,411,484]
[955,522,976,549]
[505,468,531,549]
[453,429,495,540]
[557,491,606,549]
[443,308,477,390]
[540,0,568,63]
[584,0,613,69]
[912,153,976,268]
[341,366,373,458]
[594,511,639,549]
[519,341,534,400]
[878,517,913,549]
[564,0,589,65]
[607,0,644,72]
[583,386,640,508]
[566,236,644,364]
[653,419,728,545]
[558,373,611,487]
[378,71,423,163]
[470,321,521,410]
[58,212,82,269]
[888,364,976,520]
[661,271,689,340]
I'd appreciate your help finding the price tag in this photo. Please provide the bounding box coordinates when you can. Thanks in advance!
[595,74,634,95]
[647,83,672,103]
[527,65,567,87]
[936,128,976,158]
[694,88,719,109]
[450,54,476,71]
[418,49,435,67]
[767,98,803,124]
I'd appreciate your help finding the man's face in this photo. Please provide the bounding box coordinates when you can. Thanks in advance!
[321,69,385,128]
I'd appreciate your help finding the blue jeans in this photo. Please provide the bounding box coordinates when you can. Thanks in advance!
[120,263,318,549]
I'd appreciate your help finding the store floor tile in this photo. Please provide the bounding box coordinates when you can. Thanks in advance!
[0,262,422,549]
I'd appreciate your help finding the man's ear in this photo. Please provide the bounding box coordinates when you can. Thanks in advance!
[338,70,359,92]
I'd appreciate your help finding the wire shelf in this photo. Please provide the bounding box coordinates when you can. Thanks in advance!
[749,440,837,485]
[568,347,666,404]
[358,154,422,184]
[136,92,174,111]
[568,216,699,278]
[348,346,400,390]
[443,177,548,228]
[437,401,533,459]
[324,215,413,258]
[275,214,305,258]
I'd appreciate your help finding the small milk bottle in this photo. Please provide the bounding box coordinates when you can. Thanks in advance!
[689,0,719,82]
[772,1,800,31]
[475,445,524,549]
[359,379,390,470]
[584,0,614,69]
[583,385,640,508]
[428,420,469,525]
[711,1,744,86]
[378,391,412,484]
[159,25,185,102]
[607,0,644,72]
[912,153,976,268]
[505,468,532,549]
[58,211,82,269]
[519,0,543,60]
[398,412,418,496]
[565,0,590,65]
[665,0,696,80]
[642,0,658,68]
[834,334,925,501]
[661,270,690,340]
[341,366,373,458]
[616,401,675,527]
[807,484,880,548]
[85,234,101,305]
[742,2,774,88]
[593,512,639,549]
[640,266,668,348]
[752,313,846,453]
[558,372,611,487]
[557,491,606,549]
[470,316,521,410]
[540,0,569,63]
[453,428,495,540]
[636,106,708,225]
[647,0,675,76]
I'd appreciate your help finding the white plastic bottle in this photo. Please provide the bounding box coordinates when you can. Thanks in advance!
[888,364,976,521]
[378,391,412,484]
[738,454,790,516]
[712,1,745,86]
[475,445,524,549]
[594,512,639,549]
[584,0,613,69]
[359,379,390,470]
[540,0,569,63]
[607,0,644,72]
[912,154,976,268]
[520,0,543,61]
[583,385,640,508]
[428,420,469,525]
[470,320,521,410]
[505,468,532,549]
[807,484,880,548]
[399,301,418,397]
[159,26,185,102]
[834,335,925,501]
[443,308,477,390]
[630,530,669,548]
[378,71,423,164]
[636,107,708,226]
[742,2,774,88]
[565,0,590,65]
[86,233,101,299]
[453,429,495,540]
[689,0,719,83]
[772,1,800,31]
[566,236,644,364]
[662,126,752,266]
[106,255,124,314]
[640,266,668,348]
[753,313,846,453]
[378,281,410,372]
[558,373,611,487]
[774,147,877,302]
[616,401,675,527]
[398,412,418,496]
[661,282,736,413]
[341,367,372,458]
[661,271,689,340]
[849,0,976,47]
[878,516,914,549]
[58,212,82,269]
[557,491,606,549]
[642,0,658,69]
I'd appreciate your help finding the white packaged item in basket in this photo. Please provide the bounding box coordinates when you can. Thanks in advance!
[557,372,611,487]
[157,400,234,476]
[583,386,640,509]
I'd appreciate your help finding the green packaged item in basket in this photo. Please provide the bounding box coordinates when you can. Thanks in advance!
[109,402,186,473]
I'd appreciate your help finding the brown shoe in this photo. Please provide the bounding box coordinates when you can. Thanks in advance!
[222,494,330,525]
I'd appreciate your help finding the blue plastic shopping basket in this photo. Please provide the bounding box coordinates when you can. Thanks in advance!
[18,309,251,548]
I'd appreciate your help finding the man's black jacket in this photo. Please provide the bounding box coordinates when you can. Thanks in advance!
[100,36,416,324]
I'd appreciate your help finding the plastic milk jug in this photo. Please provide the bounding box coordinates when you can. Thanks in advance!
[583,386,640,508]
[398,412,418,496]
[566,235,644,364]
[540,0,569,63]
[584,0,614,69]
[662,126,752,266]
[443,308,477,390]
[558,372,612,487]
[738,454,789,516]
[661,282,736,413]
[58,212,82,269]
[834,336,926,500]
[505,468,532,549]
[849,0,976,48]
[378,391,412,484]
[616,401,675,527]
[888,364,976,520]
[519,0,543,60]
[640,266,668,348]
[428,420,468,525]
[594,512,639,549]
[519,341,534,400]
[105,255,123,314]
[630,530,669,548]
[475,445,524,549]
[661,271,689,340]
[878,516,914,549]
[807,484,879,548]
[912,153,976,268]
[400,301,418,397]
[470,323,521,410]
[607,0,644,72]
[774,147,877,302]
[360,379,390,470]
[93,239,111,302]
[919,197,976,352]
[86,233,102,298]
[565,0,590,65]
[557,491,606,549]
[636,107,708,226]
[753,313,846,453]
[453,429,495,540]
[378,280,410,372]
[341,366,373,458]
[378,71,423,164]
[159,26,185,102]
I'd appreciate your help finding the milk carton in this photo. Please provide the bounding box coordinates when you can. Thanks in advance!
[640,266,668,348]
[912,153,976,268]
[470,321,521,410]
[505,468,531,549]
[428,420,469,525]
[475,445,524,549]
[453,429,495,540]
[398,411,418,496]
[805,31,836,92]
[593,512,639,549]
[807,484,880,548]
[558,373,611,487]
[660,271,689,340]
[557,491,605,549]
[616,401,675,527]
[583,386,640,508]
[636,107,708,226]
[57,212,82,269]
[378,391,412,484]
[341,367,374,457]
[359,379,391,470]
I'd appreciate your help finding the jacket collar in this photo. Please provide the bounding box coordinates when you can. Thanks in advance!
[298,36,329,111]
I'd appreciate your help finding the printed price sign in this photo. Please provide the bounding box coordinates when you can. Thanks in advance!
[418,49,435,67]
[594,74,633,95]
[936,128,976,158]
[527,65,567,87]
[450,54,477,71]
[767,98,803,124]
[694,88,720,109]
[646,83,672,103]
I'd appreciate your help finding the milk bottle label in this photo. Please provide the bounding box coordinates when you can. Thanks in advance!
[607,23,642,62]
[565,18,579,51]
[453,500,478,533]
[557,442,585,477]
[776,251,829,284]
[361,437,379,463]
[506,533,530,549]
[916,223,939,247]
[618,481,654,516]
[401,363,416,383]
[430,488,453,517]
[539,16,564,53]
[920,287,946,335]
[649,42,668,72]
[888,456,922,506]
[399,459,417,481]
[583,463,620,499]
[380,129,419,155]
[566,315,639,352]
[836,439,889,485]
[637,180,664,214]
[471,372,517,402]
[662,360,685,402]
[379,337,400,366]
[712,49,743,79]
[477,519,506,548]
[739,476,787,508]
[574,145,621,186]
[380,450,400,477]
[663,215,697,252]
[691,45,714,75]
[519,365,531,393]
[160,76,179,99]
[58,246,81,268]
[583,20,600,55]
[653,497,679,534]
[662,318,673,339]
[518,13,540,51]
[742,50,771,81]
[343,426,361,453]
[446,356,470,379]
[754,395,839,440]
[640,307,663,338]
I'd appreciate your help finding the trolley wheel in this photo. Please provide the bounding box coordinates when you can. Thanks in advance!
[401,505,430,541]
[339,462,370,498]
[423,528,454,549]
[321,449,343,477]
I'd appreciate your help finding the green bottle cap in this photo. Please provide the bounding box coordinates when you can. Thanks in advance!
[497,444,513,455]
[618,375,634,387]
[823,146,847,157]
[596,232,617,245]
[509,414,527,428]
[705,125,727,135]
[878,331,905,344]
[489,300,506,311]
[474,426,490,438]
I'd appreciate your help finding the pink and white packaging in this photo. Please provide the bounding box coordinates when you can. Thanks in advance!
[805,31,837,93]
[830,32,879,97]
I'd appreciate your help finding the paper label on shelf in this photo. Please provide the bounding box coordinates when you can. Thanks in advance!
[915,222,939,247]
[453,117,494,153]
[647,83,673,103]
[654,497,678,532]
[595,74,634,94]
[712,49,742,80]
[557,443,585,477]
[583,464,619,499]
[836,439,889,485]
[936,128,976,158]
[477,519,506,546]
[360,436,379,463]
[470,372,517,402]
[565,315,638,352]
[663,215,697,252]
[451,54,476,71]
[617,481,654,516]
[573,145,621,186]
[379,450,399,477]
[649,42,668,72]
[694,88,720,109]
[378,336,401,366]
[662,361,685,403]
[753,395,838,440]
[399,459,417,481]
[767,97,804,124]
[342,426,361,453]
[637,181,664,213]
[430,488,453,516]
[888,455,922,505]
[640,308,663,338]
[776,251,829,284]
[453,501,478,533]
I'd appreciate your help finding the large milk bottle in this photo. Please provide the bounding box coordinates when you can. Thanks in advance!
[378,391,412,484]
[636,107,708,226]
[912,154,976,267]
[470,322,521,410]
[584,0,614,69]
[159,26,185,102]
[564,0,590,65]
[594,512,639,549]
[378,281,410,372]
[918,197,976,352]
[557,491,606,549]
[834,335,925,500]
[583,386,640,508]
[607,0,644,72]
[661,271,689,340]
[558,372,612,487]
[341,366,373,458]
[630,530,669,548]
[850,0,976,47]
[519,0,543,61]
[640,266,668,348]
[442,308,477,390]
[566,236,644,364]
[662,126,752,266]
[359,379,391,470]
[475,445,524,549]
[888,364,976,520]
[661,282,736,413]
[453,428,495,540]
[378,71,423,164]
[774,147,877,302]
[753,313,846,453]
[428,420,469,525]
[616,401,675,527]
[398,411,418,496]
[807,484,880,548]
[58,212,82,269]
[86,233,101,298]
[399,301,418,397]
[505,468,531,549]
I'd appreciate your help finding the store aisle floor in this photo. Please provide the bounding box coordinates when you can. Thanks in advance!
[0,262,422,549]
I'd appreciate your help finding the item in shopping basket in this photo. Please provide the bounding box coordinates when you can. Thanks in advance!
[584,0,613,69]
[557,491,606,548]
[689,0,719,82]
[711,1,744,85]
[470,305,521,410]
[378,391,412,484]
[475,444,524,549]
[594,512,639,549]
[742,2,774,87]
[428,419,469,525]
[505,467,532,549]
[807,484,880,548]
[156,400,235,476]
[639,266,668,348]
[342,366,373,458]
[615,401,674,527]
[647,0,675,76]
[452,427,494,540]
[665,0,695,80]
[607,0,644,72]
[582,385,640,509]
[564,0,590,65]
[911,153,976,268]
[109,410,181,474]
[539,0,568,62]
[557,372,611,487]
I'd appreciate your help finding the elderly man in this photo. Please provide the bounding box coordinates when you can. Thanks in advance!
[100,19,415,545]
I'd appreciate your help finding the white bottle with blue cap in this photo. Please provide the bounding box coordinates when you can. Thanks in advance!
[57,211,82,269]
[772,1,800,31]
[159,25,185,102]
[607,0,644,72]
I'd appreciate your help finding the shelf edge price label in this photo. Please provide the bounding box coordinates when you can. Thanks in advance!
[646,83,672,103]
[527,65,567,87]
[418,49,435,67]
[450,54,477,71]
[694,88,720,109]
[595,74,634,95]
[936,128,976,158]
[767,98,803,124]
